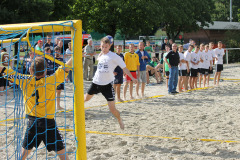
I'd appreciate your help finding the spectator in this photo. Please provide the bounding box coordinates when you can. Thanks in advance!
[169,39,173,50]
[135,42,151,98]
[123,44,140,100]
[65,42,73,82]
[163,45,171,89]
[83,39,96,81]
[0,48,10,96]
[154,44,161,60]
[161,38,168,59]
[178,45,189,92]
[144,41,152,58]
[54,46,65,110]
[113,45,124,102]
[183,39,193,50]
[44,47,55,76]
[164,43,180,94]
[44,35,54,53]
[35,40,43,52]
[146,57,162,84]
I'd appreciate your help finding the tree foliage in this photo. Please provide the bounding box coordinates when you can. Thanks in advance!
[0,0,73,24]
[160,0,215,41]
[212,0,240,22]
[71,0,162,39]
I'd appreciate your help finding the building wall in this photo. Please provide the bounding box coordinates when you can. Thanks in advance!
[184,29,227,45]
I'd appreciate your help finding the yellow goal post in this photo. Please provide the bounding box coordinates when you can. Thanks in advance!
[0,20,86,160]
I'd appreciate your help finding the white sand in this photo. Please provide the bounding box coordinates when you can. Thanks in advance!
[1,63,240,159]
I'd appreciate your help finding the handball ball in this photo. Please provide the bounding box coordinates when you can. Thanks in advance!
[106,35,113,44]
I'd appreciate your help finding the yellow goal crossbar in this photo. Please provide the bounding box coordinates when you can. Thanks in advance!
[0,20,86,160]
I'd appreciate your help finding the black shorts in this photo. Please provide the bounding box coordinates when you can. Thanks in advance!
[87,82,115,101]
[209,67,213,74]
[114,73,123,84]
[179,70,187,76]
[148,70,155,76]
[165,71,169,77]
[190,68,198,77]
[198,68,204,74]
[57,83,64,90]
[216,64,223,72]
[202,69,209,75]
[22,115,65,152]
[0,74,9,87]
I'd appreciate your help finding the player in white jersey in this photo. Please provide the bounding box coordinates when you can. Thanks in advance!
[184,45,193,90]
[198,43,205,88]
[202,45,213,87]
[190,45,200,89]
[84,37,137,130]
[213,41,225,85]
[208,42,215,81]
[178,45,188,92]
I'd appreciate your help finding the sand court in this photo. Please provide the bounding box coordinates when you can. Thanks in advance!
[1,64,240,159]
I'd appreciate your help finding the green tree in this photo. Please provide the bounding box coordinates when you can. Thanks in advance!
[71,0,163,39]
[212,0,240,21]
[161,0,215,41]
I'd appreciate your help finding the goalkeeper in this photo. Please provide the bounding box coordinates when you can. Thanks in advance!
[0,56,71,160]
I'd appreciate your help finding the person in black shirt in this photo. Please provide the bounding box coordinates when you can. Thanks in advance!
[44,35,54,53]
[161,38,168,59]
[164,43,180,94]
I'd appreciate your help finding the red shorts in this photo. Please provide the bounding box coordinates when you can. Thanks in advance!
[126,71,137,81]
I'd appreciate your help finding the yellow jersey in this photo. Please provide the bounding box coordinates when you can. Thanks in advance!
[124,52,140,71]
[3,67,68,119]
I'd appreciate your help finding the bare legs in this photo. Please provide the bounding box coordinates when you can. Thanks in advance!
[56,90,64,110]
[123,81,134,100]
[136,82,145,98]
[113,84,123,102]
[214,72,221,85]
[84,94,124,130]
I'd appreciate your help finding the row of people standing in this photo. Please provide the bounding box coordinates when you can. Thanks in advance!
[163,41,225,95]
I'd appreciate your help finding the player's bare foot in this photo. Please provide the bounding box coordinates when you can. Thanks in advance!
[130,96,134,100]
[117,98,124,102]
[57,106,64,110]
[118,118,124,130]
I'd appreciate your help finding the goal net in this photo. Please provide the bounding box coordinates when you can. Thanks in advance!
[0,20,86,160]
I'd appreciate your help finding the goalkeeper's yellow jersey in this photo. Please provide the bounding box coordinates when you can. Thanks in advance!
[2,67,68,119]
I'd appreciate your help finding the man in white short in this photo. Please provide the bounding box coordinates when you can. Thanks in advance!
[213,41,225,85]
[84,37,137,130]
[184,45,194,90]
[202,44,213,87]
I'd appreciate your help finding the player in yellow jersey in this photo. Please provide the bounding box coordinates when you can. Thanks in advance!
[0,56,71,160]
[123,44,140,100]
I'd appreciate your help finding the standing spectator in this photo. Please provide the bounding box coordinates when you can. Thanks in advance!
[65,42,73,82]
[163,45,171,89]
[161,38,168,59]
[0,48,10,96]
[135,42,151,98]
[169,39,173,50]
[83,39,96,81]
[183,39,193,50]
[144,41,152,58]
[44,35,54,53]
[213,41,225,86]
[35,40,43,52]
[123,44,140,100]
[208,42,215,81]
[54,46,65,110]
[54,37,60,48]
[154,44,161,60]
[164,43,180,94]
[44,47,55,76]
[113,45,124,102]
